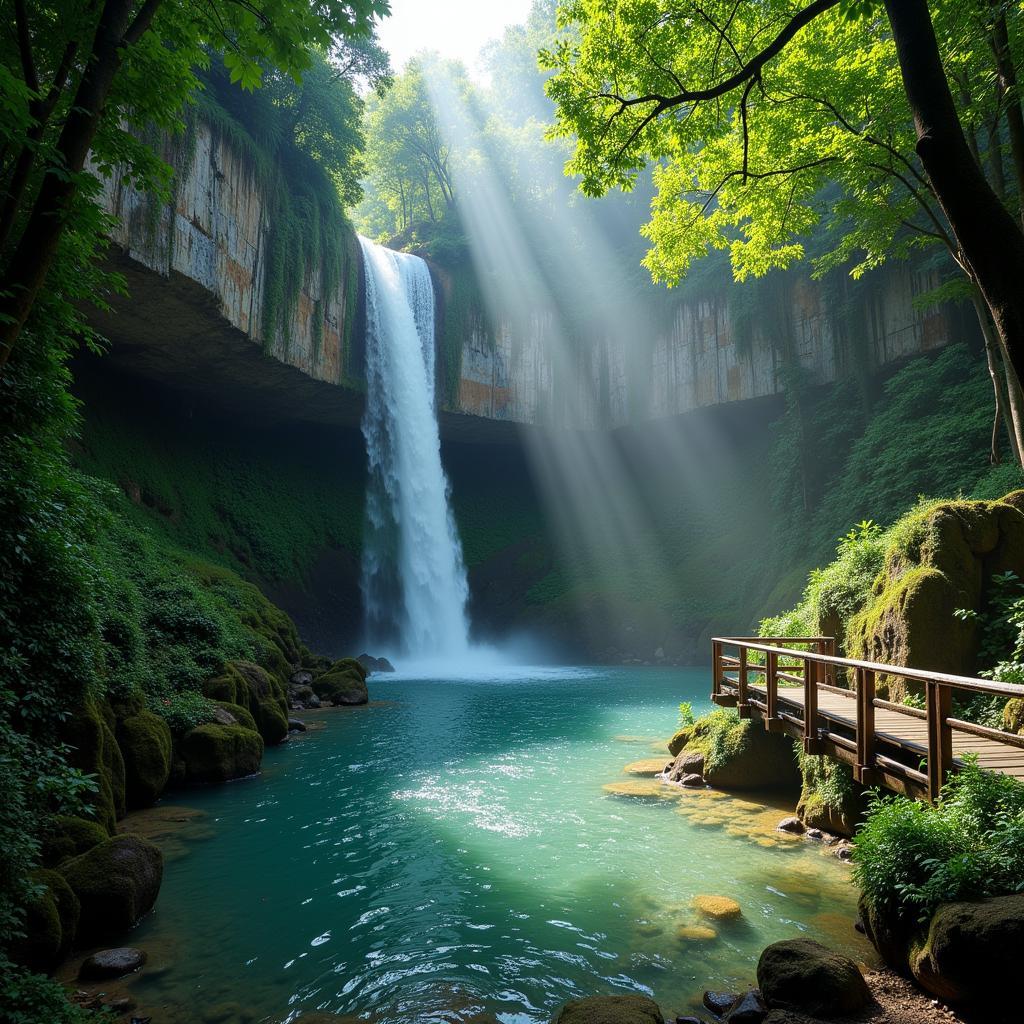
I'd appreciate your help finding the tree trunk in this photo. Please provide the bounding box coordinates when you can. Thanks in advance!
[884,0,1024,392]
[990,8,1024,216]
[0,0,140,371]
[973,291,1022,466]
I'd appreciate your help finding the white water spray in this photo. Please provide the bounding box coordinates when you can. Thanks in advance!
[359,236,471,661]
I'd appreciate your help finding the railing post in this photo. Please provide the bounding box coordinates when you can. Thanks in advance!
[823,637,837,688]
[766,648,779,726]
[737,646,750,718]
[803,655,822,753]
[855,668,876,785]
[926,680,953,802]
[711,640,721,700]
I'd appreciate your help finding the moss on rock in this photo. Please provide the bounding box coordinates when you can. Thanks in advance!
[180,722,264,784]
[909,894,1024,1006]
[1003,698,1024,735]
[40,815,109,867]
[846,498,1024,699]
[60,834,163,944]
[312,668,368,707]
[670,710,799,791]
[14,868,80,970]
[118,709,172,809]
[796,753,863,837]
[757,938,870,1016]
[204,660,289,744]
[214,700,258,732]
[60,699,126,830]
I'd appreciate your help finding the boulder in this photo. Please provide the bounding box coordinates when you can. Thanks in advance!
[117,709,172,809]
[357,653,395,674]
[61,835,163,944]
[724,990,768,1023]
[680,773,705,787]
[796,757,862,838]
[204,661,289,744]
[40,814,108,867]
[179,723,263,784]
[703,992,739,1016]
[327,657,368,681]
[667,728,691,757]
[79,947,147,980]
[552,995,664,1023]
[215,701,258,732]
[909,894,1024,1005]
[60,699,126,830]
[290,670,314,686]
[13,869,79,970]
[313,668,368,707]
[846,498,1024,701]
[757,939,870,1017]
[671,713,799,791]
[858,894,917,971]
[776,817,804,835]
[288,719,307,732]
[694,895,742,921]
[1003,698,1024,735]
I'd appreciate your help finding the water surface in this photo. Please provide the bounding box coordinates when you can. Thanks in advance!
[125,667,873,1023]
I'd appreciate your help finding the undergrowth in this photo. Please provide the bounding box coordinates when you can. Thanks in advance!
[853,758,1024,920]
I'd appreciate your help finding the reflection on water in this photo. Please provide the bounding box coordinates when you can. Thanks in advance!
[110,668,874,1023]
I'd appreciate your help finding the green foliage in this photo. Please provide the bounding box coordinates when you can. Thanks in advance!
[148,692,218,737]
[689,709,742,773]
[678,701,695,728]
[853,758,1024,920]
[0,960,105,1024]
[796,745,858,821]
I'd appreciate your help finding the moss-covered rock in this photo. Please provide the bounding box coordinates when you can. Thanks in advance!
[312,668,368,707]
[214,700,258,732]
[1003,698,1024,735]
[61,835,163,944]
[846,498,1024,699]
[204,660,289,744]
[669,710,799,791]
[179,722,264,784]
[757,938,870,1016]
[552,994,664,1023]
[326,657,368,682]
[909,894,1024,1005]
[118,709,172,809]
[60,699,126,830]
[796,754,863,837]
[13,869,80,970]
[858,894,917,972]
[667,728,691,757]
[39,814,109,867]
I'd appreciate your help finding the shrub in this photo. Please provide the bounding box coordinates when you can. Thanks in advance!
[0,960,104,1024]
[852,757,1024,921]
[148,691,217,737]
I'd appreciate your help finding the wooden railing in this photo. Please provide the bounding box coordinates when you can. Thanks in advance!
[711,636,1024,801]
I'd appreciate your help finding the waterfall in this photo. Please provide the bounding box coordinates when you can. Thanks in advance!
[359,236,471,661]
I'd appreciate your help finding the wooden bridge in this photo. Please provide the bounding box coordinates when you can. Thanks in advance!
[710,637,1024,800]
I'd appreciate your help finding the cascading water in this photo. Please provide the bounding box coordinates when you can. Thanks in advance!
[359,236,471,662]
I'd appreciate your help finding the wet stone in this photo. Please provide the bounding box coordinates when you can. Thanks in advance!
[723,990,768,1023]
[79,947,147,980]
[704,991,740,1016]
[776,817,805,835]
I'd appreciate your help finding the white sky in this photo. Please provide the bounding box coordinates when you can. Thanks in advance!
[375,0,535,76]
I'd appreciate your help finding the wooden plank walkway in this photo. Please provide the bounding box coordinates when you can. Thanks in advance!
[710,637,1024,800]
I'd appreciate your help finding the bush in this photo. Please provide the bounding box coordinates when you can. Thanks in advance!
[149,691,217,736]
[0,959,103,1024]
[853,758,1024,922]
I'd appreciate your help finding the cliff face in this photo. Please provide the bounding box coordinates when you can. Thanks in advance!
[95,119,963,434]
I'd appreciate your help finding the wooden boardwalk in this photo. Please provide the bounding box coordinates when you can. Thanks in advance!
[711,637,1024,800]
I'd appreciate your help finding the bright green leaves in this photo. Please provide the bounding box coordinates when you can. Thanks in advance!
[543,0,1004,290]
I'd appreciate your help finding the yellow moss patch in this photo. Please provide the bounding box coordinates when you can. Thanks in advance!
[676,924,718,941]
[693,895,743,920]
[602,780,677,799]
[623,758,671,776]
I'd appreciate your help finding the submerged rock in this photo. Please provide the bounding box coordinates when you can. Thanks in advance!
[677,924,717,942]
[776,817,805,835]
[679,773,705,788]
[693,895,742,921]
[623,758,671,776]
[553,994,664,1023]
[603,780,677,799]
[79,947,147,980]
[757,938,870,1017]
